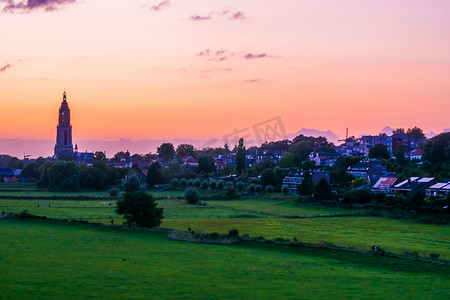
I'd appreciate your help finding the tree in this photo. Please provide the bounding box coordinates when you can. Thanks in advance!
[279,153,296,168]
[392,128,405,135]
[298,171,313,196]
[314,178,333,201]
[7,157,24,169]
[176,144,196,158]
[236,138,246,176]
[184,187,199,204]
[80,166,108,189]
[289,141,312,162]
[369,143,391,159]
[21,163,40,181]
[146,162,162,186]
[38,160,80,192]
[406,127,425,140]
[423,132,450,163]
[123,175,141,192]
[261,168,276,187]
[197,156,216,174]
[94,151,106,161]
[157,143,175,162]
[116,191,164,227]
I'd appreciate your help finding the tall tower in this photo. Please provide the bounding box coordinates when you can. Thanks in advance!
[54,91,73,157]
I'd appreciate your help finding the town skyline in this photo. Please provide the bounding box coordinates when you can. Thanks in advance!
[1,0,449,143]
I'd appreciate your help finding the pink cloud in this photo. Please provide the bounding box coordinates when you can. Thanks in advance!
[151,1,170,11]
[1,0,77,13]
[0,63,12,72]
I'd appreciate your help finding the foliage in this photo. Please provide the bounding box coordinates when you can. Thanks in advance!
[228,229,239,237]
[201,180,209,189]
[184,187,199,204]
[21,162,40,181]
[187,179,194,187]
[180,178,187,186]
[423,132,450,163]
[157,143,175,162]
[194,179,201,188]
[197,156,216,174]
[288,141,312,163]
[298,171,313,196]
[351,178,367,189]
[123,175,141,192]
[209,180,217,189]
[116,191,164,227]
[279,153,296,168]
[369,143,391,159]
[314,178,333,201]
[93,151,106,161]
[247,184,256,194]
[282,186,290,194]
[236,138,246,176]
[80,166,108,189]
[236,182,245,191]
[176,144,197,158]
[406,127,425,139]
[7,157,24,169]
[255,184,263,193]
[264,185,274,193]
[38,161,80,192]
[171,178,179,187]
[343,189,375,204]
[108,187,120,197]
[225,185,236,199]
[217,180,224,190]
[261,168,276,187]
[146,162,163,186]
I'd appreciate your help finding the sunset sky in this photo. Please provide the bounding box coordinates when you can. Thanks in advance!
[1,0,449,146]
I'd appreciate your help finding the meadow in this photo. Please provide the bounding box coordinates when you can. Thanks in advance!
[1,218,449,299]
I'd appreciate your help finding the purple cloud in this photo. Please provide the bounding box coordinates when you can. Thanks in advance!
[1,0,77,13]
[229,11,245,20]
[0,63,12,72]
[190,14,211,21]
[245,79,262,83]
[151,0,170,11]
[197,49,210,56]
[244,53,272,60]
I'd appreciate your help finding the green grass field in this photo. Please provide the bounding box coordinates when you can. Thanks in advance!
[1,218,449,299]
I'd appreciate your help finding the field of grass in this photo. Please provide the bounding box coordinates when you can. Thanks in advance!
[163,217,450,259]
[1,218,449,299]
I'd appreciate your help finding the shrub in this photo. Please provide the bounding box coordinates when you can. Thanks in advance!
[171,178,179,187]
[210,180,217,189]
[265,185,274,193]
[187,179,194,187]
[228,229,239,237]
[123,175,141,192]
[184,187,199,204]
[180,178,187,187]
[217,180,224,190]
[236,182,245,191]
[226,185,236,199]
[194,179,201,188]
[201,180,209,189]
[247,184,256,194]
[115,191,164,228]
[282,186,289,194]
[255,184,263,193]
[108,187,120,197]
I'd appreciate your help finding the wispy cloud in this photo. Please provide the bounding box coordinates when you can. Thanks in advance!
[245,79,262,84]
[196,48,231,61]
[244,53,273,60]
[228,11,245,20]
[190,14,211,21]
[150,0,170,11]
[0,63,12,72]
[190,9,246,22]
[1,0,77,13]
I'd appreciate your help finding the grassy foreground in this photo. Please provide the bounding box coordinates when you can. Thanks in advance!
[1,218,449,299]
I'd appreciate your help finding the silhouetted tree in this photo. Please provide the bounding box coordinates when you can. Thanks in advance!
[146,162,162,186]
[157,143,175,162]
[176,144,196,158]
[197,156,215,174]
[236,138,246,176]
[369,144,391,159]
[116,191,164,227]
[94,151,106,161]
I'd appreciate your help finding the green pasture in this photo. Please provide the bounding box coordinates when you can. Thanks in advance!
[163,217,450,259]
[0,218,448,300]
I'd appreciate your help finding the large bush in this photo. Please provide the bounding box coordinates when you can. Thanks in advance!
[38,161,80,192]
[115,191,164,228]
[210,180,217,189]
[184,187,199,204]
[236,182,245,191]
[171,178,179,187]
[217,180,225,190]
[201,180,209,189]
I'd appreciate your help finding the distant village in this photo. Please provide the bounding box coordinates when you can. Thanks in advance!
[0,91,449,204]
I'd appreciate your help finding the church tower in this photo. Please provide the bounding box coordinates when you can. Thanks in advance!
[54,91,73,157]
